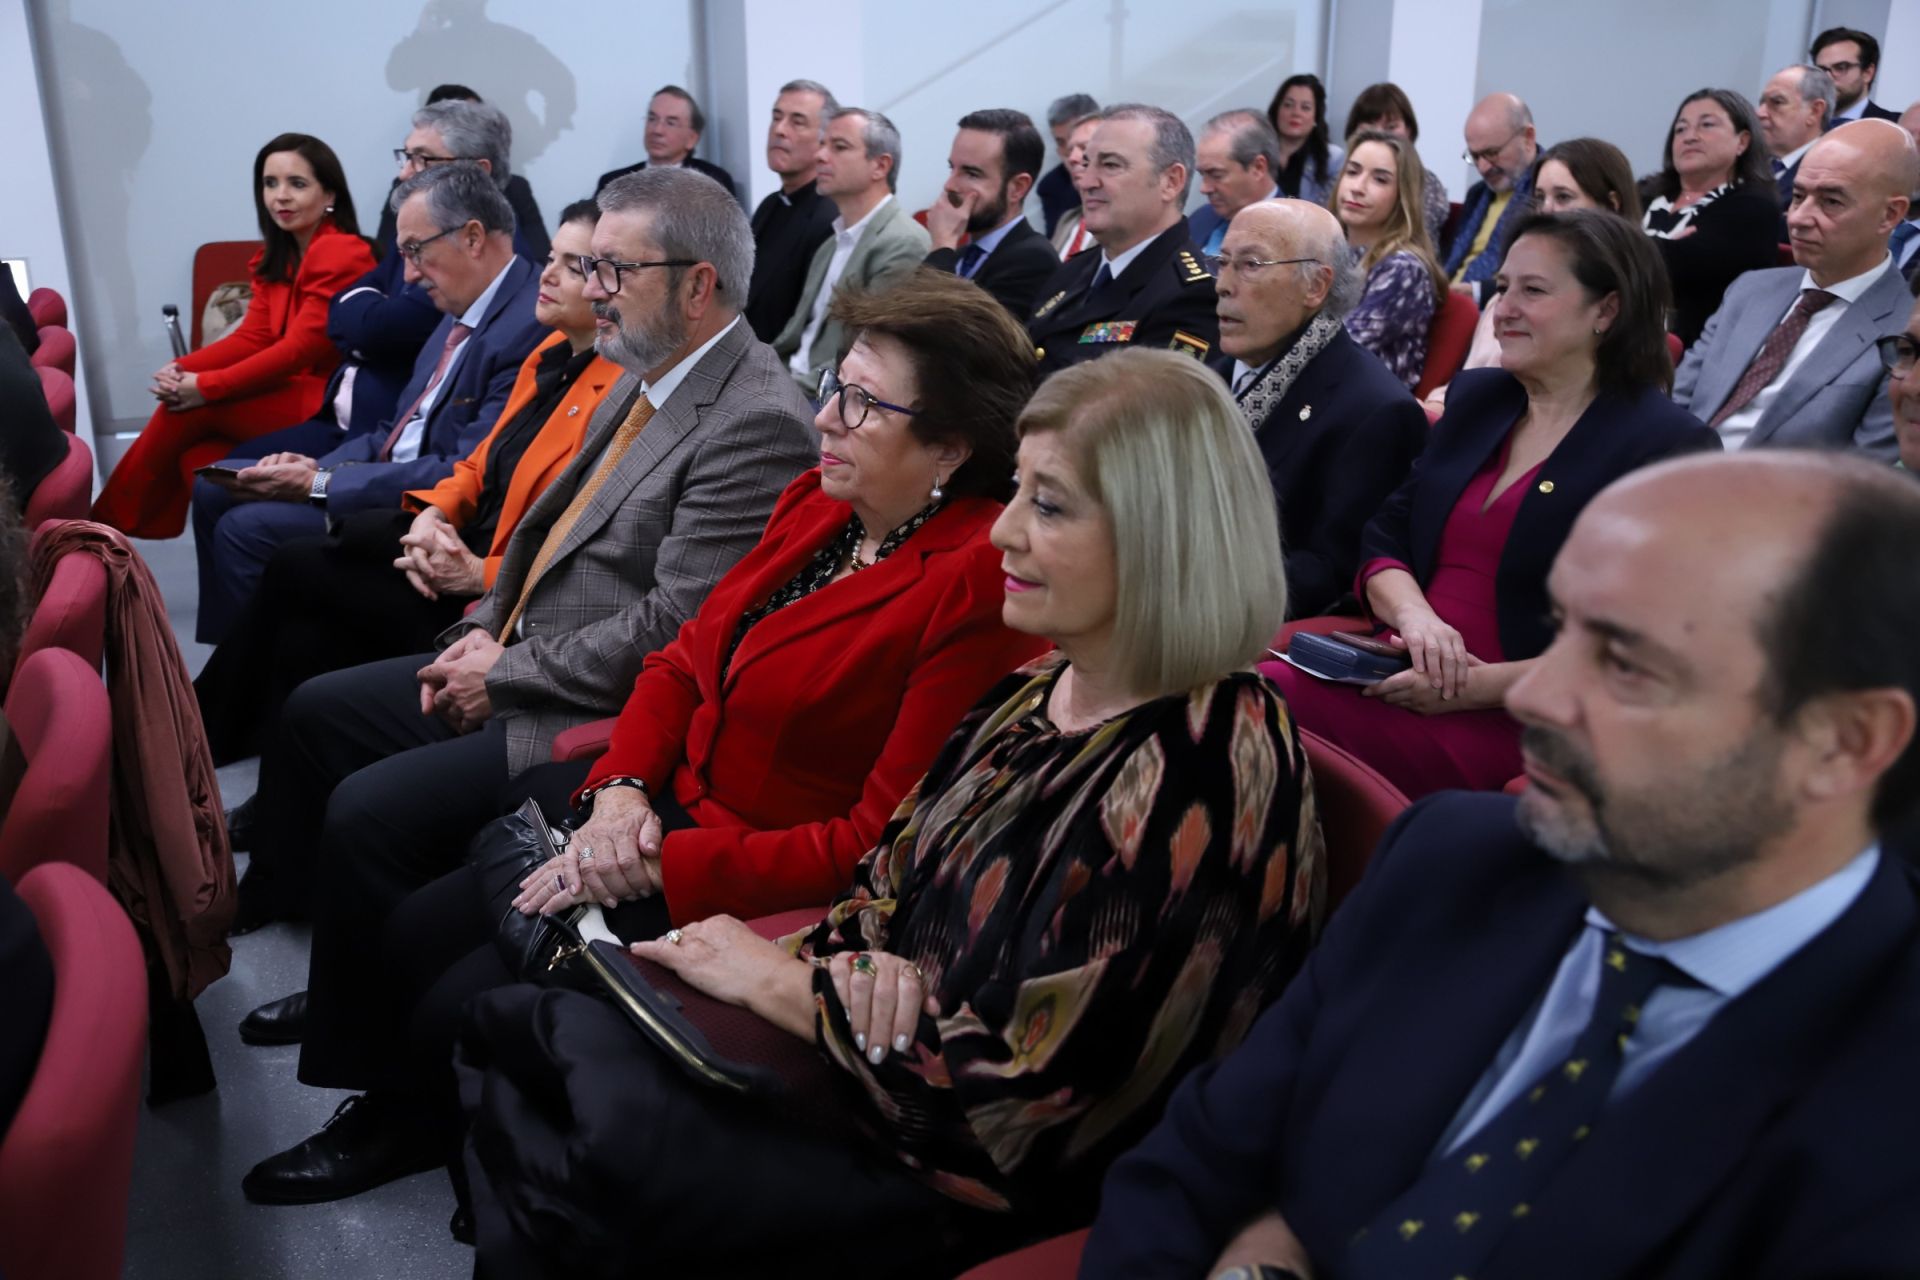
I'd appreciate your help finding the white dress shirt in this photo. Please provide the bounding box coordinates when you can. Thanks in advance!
[1096,231,1157,283]
[789,194,892,381]
[389,258,516,462]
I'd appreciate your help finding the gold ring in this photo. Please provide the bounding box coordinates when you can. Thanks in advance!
[664,928,683,945]
[851,953,877,976]
[904,962,922,981]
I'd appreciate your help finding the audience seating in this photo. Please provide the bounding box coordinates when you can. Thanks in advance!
[23,433,94,527]
[27,325,75,378]
[0,862,147,1280]
[1412,291,1480,400]
[1776,243,1794,268]
[16,526,109,673]
[0,648,112,885]
[1273,613,1369,650]
[190,241,262,349]
[1666,332,1683,368]
[26,286,66,330]
[957,1228,1092,1278]
[34,366,76,434]
[551,717,618,763]
[1297,726,1411,909]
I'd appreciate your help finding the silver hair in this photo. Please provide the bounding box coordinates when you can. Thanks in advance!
[597,166,754,312]
[1303,218,1366,320]
[390,161,516,237]
[778,78,840,126]
[827,106,904,192]
[1792,64,1839,121]
[413,99,513,184]
[1047,93,1100,127]
[1100,103,1197,202]
[1205,108,1283,179]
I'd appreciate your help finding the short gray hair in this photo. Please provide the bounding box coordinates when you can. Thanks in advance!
[1100,103,1197,201]
[1792,64,1838,121]
[1047,93,1100,127]
[1205,108,1283,179]
[413,99,513,184]
[391,161,516,237]
[598,166,754,311]
[779,78,839,121]
[828,106,904,191]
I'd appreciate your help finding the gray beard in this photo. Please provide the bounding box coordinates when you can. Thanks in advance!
[596,305,688,375]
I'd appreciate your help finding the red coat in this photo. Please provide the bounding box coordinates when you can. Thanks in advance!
[580,471,1050,923]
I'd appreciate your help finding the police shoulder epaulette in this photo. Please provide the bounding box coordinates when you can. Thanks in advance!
[1176,249,1214,284]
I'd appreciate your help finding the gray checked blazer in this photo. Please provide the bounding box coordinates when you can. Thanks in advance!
[1672,260,1908,460]
[771,196,931,391]
[442,319,817,773]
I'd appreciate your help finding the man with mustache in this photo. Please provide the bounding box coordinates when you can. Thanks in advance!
[1443,92,1538,305]
[231,170,816,1200]
[1084,449,1920,1279]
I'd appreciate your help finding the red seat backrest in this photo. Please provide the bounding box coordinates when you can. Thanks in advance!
[0,648,111,885]
[26,286,66,330]
[957,1228,1091,1278]
[17,538,108,673]
[1666,332,1683,369]
[35,366,76,434]
[1296,726,1411,910]
[0,862,146,1280]
[23,433,93,527]
[27,325,75,377]
[191,241,262,348]
[1413,291,1480,400]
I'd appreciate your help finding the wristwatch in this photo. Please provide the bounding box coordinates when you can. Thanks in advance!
[308,467,334,507]
[578,775,649,815]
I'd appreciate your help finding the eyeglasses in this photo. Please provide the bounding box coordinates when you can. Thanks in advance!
[816,368,918,430]
[573,254,699,295]
[1816,60,1861,75]
[1463,128,1523,165]
[1205,253,1321,279]
[1875,334,1918,378]
[393,148,464,169]
[397,225,463,264]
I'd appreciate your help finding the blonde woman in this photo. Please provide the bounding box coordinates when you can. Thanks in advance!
[1331,129,1446,387]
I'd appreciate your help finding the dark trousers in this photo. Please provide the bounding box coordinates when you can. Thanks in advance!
[195,513,470,765]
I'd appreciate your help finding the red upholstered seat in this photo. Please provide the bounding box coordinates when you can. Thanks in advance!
[0,862,146,1280]
[745,906,828,940]
[957,1228,1091,1278]
[34,366,76,434]
[1296,726,1411,910]
[1412,291,1480,400]
[1776,242,1794,268]
[550,716,618,763]
[26,286,66,330]
[16,528,108,673]
[1666,332,1683,369]
[23,433,93,527]
[0,648,111,885]
[27,325,75,377]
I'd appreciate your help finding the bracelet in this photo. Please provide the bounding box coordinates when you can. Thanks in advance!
[578,775,649,815]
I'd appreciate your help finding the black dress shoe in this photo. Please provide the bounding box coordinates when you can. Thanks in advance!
[448,1205,475,1245]
[223,796,256,853]
[239,991,308,1046]
[228,865,305,936]
[242,1094,444,1205]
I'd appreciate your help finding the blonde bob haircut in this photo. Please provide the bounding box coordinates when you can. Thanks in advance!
[1017,349,1286,698]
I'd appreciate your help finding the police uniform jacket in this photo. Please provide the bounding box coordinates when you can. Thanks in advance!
[1025,220,1218,377]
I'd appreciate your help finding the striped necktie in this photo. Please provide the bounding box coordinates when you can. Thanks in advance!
[379,322,472,459]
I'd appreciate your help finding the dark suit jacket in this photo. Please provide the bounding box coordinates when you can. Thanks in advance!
[1360,368,1719,661]
[325,233,443,437]
[1025,220,1219,377]
[925,218,1060,320]
[1827,100,1901,127]
[0,868,53,1143]
[595,156,738,202]
[1085,791,1920,1279]
[0,327,69,505]
[375,174,550,265]
[1206,329,1426,618]
[1037,163,1078,235]
[318,254,545,514]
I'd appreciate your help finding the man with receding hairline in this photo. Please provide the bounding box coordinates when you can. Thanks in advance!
[1444,93,1538,303]
[1086,448,1920,1279]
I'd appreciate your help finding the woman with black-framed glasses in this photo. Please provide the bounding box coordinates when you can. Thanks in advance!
[1886,307,1920,472]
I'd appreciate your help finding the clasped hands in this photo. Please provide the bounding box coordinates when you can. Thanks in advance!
[1361,612,1491,715]
[394,508,485,600]
[513,786,665,913]
[150,362,206,411]
[416,629,503,732]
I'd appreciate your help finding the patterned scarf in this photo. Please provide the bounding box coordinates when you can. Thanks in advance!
[1238,311,1344,430]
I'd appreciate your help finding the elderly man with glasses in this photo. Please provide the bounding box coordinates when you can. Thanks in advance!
[1443,93,1540,305]
[189,161,546,645]
[1209,198,1426,617]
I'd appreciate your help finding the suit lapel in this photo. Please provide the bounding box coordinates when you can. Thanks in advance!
[1750,266,1903,446]
[1700,275,1793,421]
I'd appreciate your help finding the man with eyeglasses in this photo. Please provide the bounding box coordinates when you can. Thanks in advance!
[1208,198,1423,617]
[1023,103,1219,378]
[1672,120,1916,460]
[231,168,816,1199]
[1811,26,1901,125]
[1889,305,1920,472]
[1442,93,1538,305]
[376,89,550,263]
[190,161,545,647]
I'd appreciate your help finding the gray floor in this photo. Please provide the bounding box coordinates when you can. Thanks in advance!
[123,535,470,1280]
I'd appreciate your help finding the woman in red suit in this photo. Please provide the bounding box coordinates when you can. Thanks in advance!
[238,270,1055,1208]
[92,133,374,537]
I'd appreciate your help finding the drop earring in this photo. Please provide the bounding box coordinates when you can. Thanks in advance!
[931,474,945,503]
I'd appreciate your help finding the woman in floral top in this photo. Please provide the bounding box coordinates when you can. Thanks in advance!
[1332,130,1446,388]
[458,349,1325,1276]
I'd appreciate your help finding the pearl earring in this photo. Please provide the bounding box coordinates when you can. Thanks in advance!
[931,475,945,503]
[325,204,335,214]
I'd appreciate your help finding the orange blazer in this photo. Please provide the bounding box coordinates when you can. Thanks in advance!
[403,331,620,588]
[180,220,374,403]
[580,470,1051,924]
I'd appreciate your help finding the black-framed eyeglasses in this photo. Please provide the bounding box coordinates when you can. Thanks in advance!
[1876,334,1919,378]
[816,368,918,430]
[1205,253,1321,279]
[393,148,464,169]
[573,254,700,295]
[397,225,464,264]
[1816,60,1861,76]
[1463,128,1523,165]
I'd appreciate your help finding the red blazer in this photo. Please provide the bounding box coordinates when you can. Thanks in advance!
[580,471,1050,923]
[179,221,374,403]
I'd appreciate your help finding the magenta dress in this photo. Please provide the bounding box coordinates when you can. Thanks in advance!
[1265,439,1539,799]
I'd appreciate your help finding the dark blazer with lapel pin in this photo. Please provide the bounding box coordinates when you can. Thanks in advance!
[1084,790,1920,1279]
[925,217,1061,321]
[1025,220,1219,377]
[1206,329,1427,618]
[1360,367,1719,661]
[448,319,818,773]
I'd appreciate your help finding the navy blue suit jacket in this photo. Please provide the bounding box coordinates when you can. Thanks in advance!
[317,254,544,514]
[1359,368,1718,660]
[1084,792,1920,1279]
[1206,329,1426,618]
[325,240,442,437]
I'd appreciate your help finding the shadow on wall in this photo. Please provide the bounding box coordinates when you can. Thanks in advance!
[386,0,576,167]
